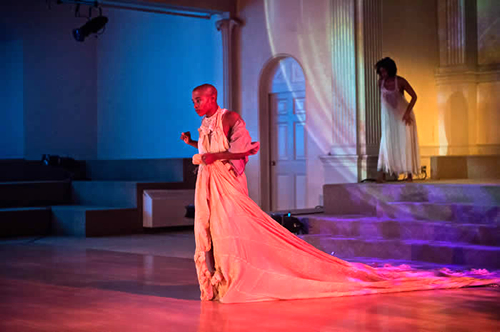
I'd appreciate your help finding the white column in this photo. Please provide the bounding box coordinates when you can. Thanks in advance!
[322,0,382,184]
[216,18,239,111]
[356,0,382,180]
[330,0,357,156]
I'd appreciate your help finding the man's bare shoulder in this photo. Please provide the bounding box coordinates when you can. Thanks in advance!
[223,111,242,127]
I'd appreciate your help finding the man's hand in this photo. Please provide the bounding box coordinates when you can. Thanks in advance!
[202,153,218,165]
[246,142,260,156]
[181,131,192,144]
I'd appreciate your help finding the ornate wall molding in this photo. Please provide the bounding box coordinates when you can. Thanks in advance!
[420,144,500,156]
[435,65,500,85]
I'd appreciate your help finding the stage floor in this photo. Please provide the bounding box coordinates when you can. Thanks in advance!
[1,232,499,332]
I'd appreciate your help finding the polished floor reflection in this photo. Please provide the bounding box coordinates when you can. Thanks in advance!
[0,234,499,332]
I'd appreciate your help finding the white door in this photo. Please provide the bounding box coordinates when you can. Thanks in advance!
[270,91,306,211]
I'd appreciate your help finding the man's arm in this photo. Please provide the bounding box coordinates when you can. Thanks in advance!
[187,140,199,149]
[181,131,198,149]
[201,146,259,165]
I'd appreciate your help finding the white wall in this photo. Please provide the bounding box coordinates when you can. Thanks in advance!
[236,0,333,207]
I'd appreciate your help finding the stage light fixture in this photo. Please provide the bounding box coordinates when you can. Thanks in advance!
[73,15,108,42]
[270,212,308,235]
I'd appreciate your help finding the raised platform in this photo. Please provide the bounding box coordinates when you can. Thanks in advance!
[323,181,500,215]
[431,155,500,180]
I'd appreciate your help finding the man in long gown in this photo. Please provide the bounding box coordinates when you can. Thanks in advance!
[181,84,498,304]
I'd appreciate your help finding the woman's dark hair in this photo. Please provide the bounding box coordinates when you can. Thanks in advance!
[375,57,397,77]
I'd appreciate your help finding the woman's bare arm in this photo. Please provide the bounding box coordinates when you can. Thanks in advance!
[400,77,417,125]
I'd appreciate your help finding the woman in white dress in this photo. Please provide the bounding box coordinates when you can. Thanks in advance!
[375,57,420,182]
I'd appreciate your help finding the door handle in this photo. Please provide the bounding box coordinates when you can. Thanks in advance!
[271,161,276,166]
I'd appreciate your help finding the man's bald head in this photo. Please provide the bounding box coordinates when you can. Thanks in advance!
[193,84,218,98]
[192,84,219,117]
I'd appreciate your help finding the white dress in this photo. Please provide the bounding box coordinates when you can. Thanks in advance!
[378,77,421,175]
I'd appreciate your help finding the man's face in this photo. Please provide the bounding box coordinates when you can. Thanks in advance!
[192,90,215,117]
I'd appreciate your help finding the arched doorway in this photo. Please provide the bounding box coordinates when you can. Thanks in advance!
[259,56,307,212]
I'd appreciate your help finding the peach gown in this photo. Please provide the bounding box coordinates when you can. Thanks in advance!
[192,108,498,304]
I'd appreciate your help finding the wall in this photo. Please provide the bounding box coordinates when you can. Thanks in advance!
[476,0,500,147]
[146,0,236,14]
[0,0,223,161]
[236,0,333,207]
[0,0,97,160]
[97,8,223,159]
[477,0,500,66]
[381,0,440,157]
[432,0,500,157]
[0,39,24,159]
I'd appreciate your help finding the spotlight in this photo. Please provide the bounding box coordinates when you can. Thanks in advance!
[270,212,308,235]
[73,15,108,42]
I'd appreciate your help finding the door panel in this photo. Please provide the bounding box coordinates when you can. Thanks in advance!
[270,91,306,211]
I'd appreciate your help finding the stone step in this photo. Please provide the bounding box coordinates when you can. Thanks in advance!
[0,181,70,208]
[376,202,499,224]
[302,215,500,246]
[323,183,500,215]
[300,235,500,269]
[341,257,479,271]
[85,158,186,182]
[71,181,138,208]
[51,205,140,237]
[0,207,51,237]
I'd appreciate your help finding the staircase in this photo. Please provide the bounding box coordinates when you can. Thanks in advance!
[0,180,70,237]
[0,158,196,237]
[299,182,500,269]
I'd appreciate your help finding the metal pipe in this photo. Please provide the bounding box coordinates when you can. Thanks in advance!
[56,0,218,20]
